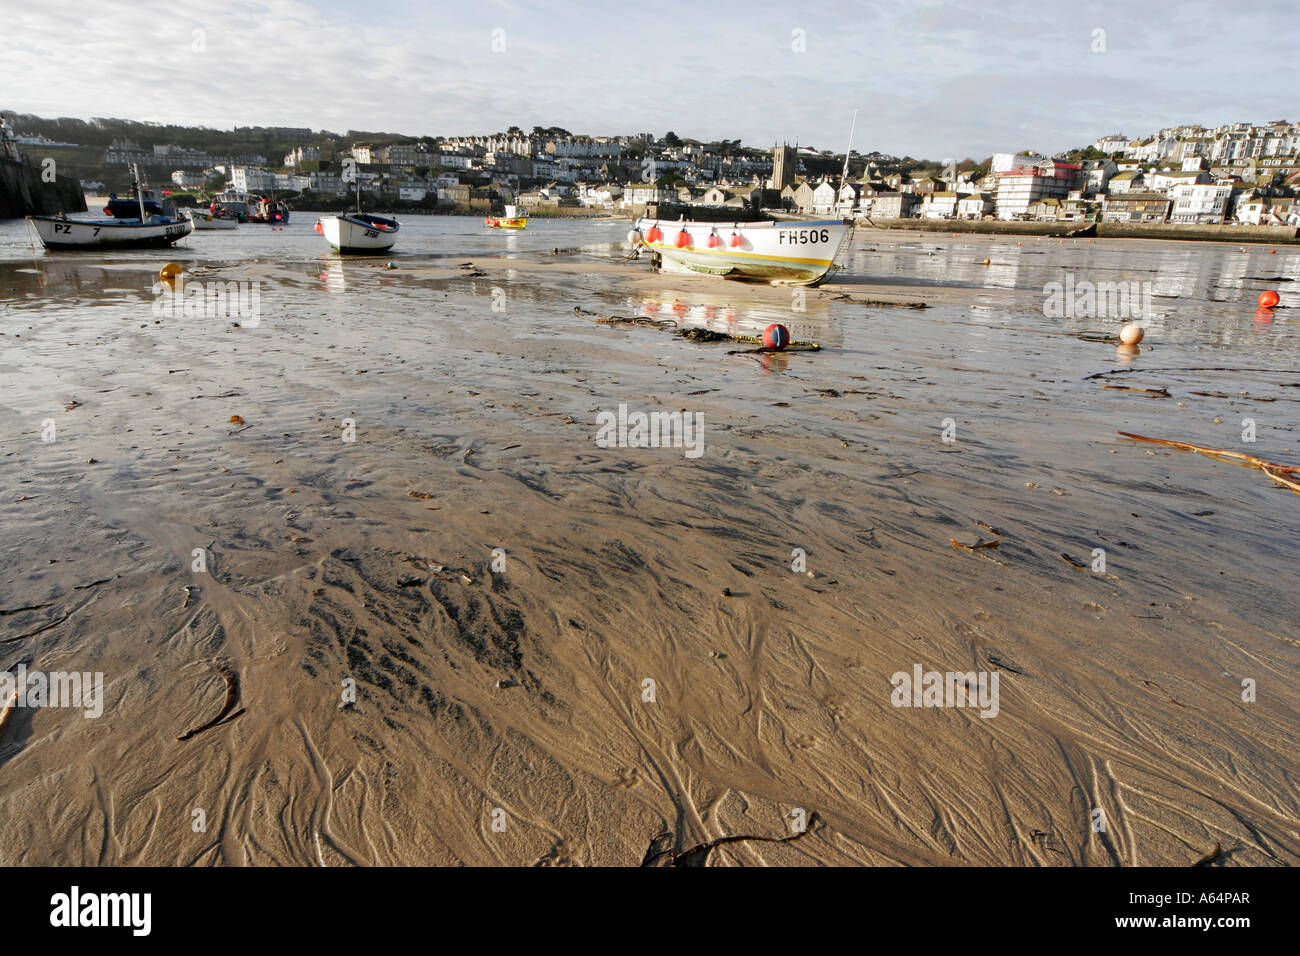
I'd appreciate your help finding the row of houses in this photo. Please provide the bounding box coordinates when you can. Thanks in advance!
[1100,120,1300,165]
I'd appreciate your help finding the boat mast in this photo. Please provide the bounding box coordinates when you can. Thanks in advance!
[839,109,858,217]
[132,163,147,220]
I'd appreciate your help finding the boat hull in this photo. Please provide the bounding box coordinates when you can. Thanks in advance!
[485,217,528,229]
[27,215,194,249]
[635,217,851,285]
[184,209,238,230]
[318,213,399,253]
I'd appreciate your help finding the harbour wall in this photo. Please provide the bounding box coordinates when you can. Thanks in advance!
[0,157,86,219]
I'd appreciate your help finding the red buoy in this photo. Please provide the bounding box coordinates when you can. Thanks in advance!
[729,231,742,248]
[1259,290,1280,308]
[762,323,790,350]
[646,224,661,243]
[676,229,690,248]
[707,231,720,248]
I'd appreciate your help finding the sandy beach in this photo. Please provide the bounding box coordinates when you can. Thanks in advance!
[1,223,1297,866]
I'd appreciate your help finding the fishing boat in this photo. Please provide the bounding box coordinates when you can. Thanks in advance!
[183,208,238,230]
[630,217,852,286]
[316,212,399,252]
[211,190,251,222]
[632,111,861,286]
[103,184,165,218]
[249,195,289,224]
[27,165,193,250]
[485,204,527,229]
[316,178,398,253]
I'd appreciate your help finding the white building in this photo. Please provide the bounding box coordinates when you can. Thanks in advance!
[994,160,1081,220]
[284,145,321,167]
[274,173,311,192]
[1094,134,1129,154]
[957,193,994,219]
[1081,159,1117,196]
[990,151,1044,174]
[171,170,206,189]
[576,183,621,207]
[231,166,276,193]
[1168,183,1234,224]
[621,184,673,207]
[1145,169,1207,192]
[1105,170,1143,194]
[920,191,959,218]
[810,180,839,215]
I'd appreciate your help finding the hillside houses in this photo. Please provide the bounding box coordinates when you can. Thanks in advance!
[87,115,1298,227]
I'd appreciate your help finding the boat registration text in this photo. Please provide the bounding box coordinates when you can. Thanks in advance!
[777,228,832,245]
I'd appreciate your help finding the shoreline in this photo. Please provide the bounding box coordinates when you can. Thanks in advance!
[859,216,1300,245]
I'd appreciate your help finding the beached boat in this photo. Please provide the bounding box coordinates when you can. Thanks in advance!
[631,217,852,286]
[28,212,194,249]
[317,176,397,253]
[485,204,528,229]
[184,208,238,230]
[316,212,399,253]
[27,165,193,249]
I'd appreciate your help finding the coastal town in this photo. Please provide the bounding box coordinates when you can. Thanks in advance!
[4,113,1300,227]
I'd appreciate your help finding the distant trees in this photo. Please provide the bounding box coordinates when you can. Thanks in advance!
[663,131,682,147]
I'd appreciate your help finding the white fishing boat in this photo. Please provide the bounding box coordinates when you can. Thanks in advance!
[27,165,193,249]
[630,217,852,286]
[183,208,238,230]
[316,178,398,253]
[28,214,194,249]
[316,212,399,253]
[632,111,860,286]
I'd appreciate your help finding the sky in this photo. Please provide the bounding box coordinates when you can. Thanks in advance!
[4,0,1297,160]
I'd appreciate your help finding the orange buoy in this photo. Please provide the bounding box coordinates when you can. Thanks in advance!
[675,229,690,248]
[707,230,720,248]
[1259,290,1280,308]
[729,231,742,248]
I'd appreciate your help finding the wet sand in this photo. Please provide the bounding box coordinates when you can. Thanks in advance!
[1,229,1298,866]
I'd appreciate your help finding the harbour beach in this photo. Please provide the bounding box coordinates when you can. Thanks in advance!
[1,220,1296,865]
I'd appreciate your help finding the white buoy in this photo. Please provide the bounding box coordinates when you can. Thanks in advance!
[1119,323,1144,345]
